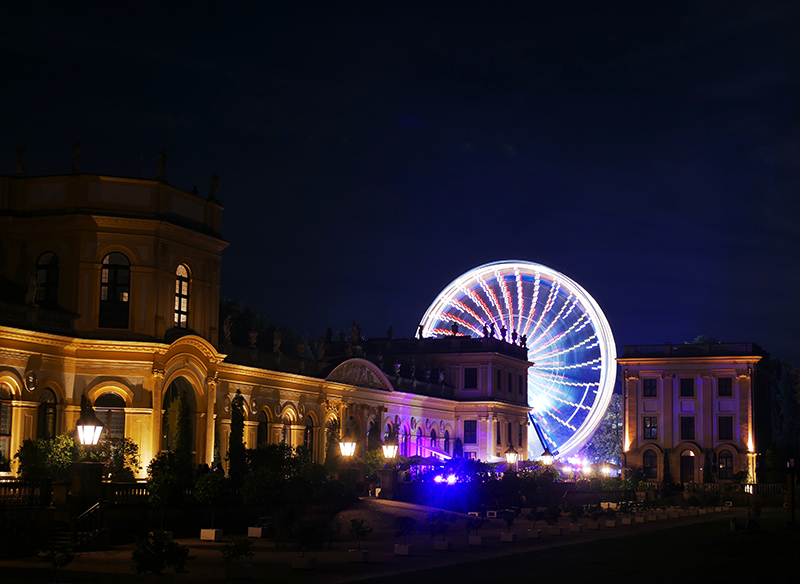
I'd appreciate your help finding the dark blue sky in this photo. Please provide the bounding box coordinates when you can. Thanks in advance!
[3,2,799,364]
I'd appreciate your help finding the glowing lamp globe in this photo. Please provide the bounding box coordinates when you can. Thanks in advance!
[382,442,398,460]
[541,447,554,466]
[76,410,105,446]
[504,444,519,465]
[339,440,357,457]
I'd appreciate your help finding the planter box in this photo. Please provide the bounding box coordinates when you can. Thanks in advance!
[621,517,634,526]
[348,549,370,563]
[657,514,669,521]
[501,532,517,542]
[292,556,316,570]
[487,511,498,519]
[225,563,253,579]
[526,529,541,539]
[605,520,617,528]
[635,516,645,523]
[521,508,533,516]
[247,527,268,538]
[714,507,722,513]
[200,529,223,541]
[688,510,698,516]
[550,526,563,536]
[668,512,679,519]
[468,512,480,517]
[699,508,707,515]
[394,544,414,556]
[570,524,583,533]
[434,540,453,551]
[468,535,485,546]
[646,515,657,522]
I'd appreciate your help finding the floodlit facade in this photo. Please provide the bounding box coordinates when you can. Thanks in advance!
[617,343,771,484]
[0,171,531,477]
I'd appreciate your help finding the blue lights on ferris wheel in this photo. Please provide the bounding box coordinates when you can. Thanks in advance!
[419,260,616,459]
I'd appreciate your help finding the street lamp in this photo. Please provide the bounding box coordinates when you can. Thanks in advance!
[382,437,398,460]
[339,437,357,457]
[76,408,105,446]
[540,447,554,466]
[504,443,519,466]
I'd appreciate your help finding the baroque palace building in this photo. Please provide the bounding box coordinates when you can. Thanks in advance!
[0,170,531,478]
[617,343,771,484]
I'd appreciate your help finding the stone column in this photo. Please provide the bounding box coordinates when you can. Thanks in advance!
[205,376,217,465]
[151,368,165,460]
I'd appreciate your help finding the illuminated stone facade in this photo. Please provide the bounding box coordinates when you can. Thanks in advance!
[617,344,771,484]
[0,172,531,477]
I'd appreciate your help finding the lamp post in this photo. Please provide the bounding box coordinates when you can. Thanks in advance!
[540,447,554,466]
[72,403,107,511]
[76,409,105,447]
[505,443,519,472]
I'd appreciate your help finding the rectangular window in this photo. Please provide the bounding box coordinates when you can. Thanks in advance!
[507,422,512,445]
[464,451,477,460]
[643,417,658,440]
[718,378,733,397]
[508,372,513,392]
[518,374,524,395]
[642,378,657,398]
[496,420,501,444]
[680,417,695,440]
[496,370,502,392]
[680,378,695,397]
[718,416,734,441]
[518,423,523,447]
[463,420,477,444]
[0,402,11,471]
[463,367,478,389]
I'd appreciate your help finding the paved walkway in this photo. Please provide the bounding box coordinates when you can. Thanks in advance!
[0,499,749,583]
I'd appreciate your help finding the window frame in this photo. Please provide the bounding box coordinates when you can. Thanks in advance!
[0,385,12,471]
[679,377,695,398]
[718,450,734,480]
[643,449,658,480]
[463,367,478,390]
[680,416,695,441]
[35,252,60,308]
[99,252,131,329]
[642,378,657,398]
[643,416,658,440]
[174,264,190,328]
[718,416,734,441]
[717,377,733,398]
[463,420,477,444]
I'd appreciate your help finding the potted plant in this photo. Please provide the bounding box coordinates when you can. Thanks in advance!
[291,548,316,570]
[569,504,584,532]
[348,519,372,563]
[131,529,193,583]
[428,510,456,550]
[543,504,562,535]
[525,509,543,539]
[587,504,605,529]
[501,510,517,542]
[195,472,228,541]
[605,507,617,528]
[220,536,254,580]
[465,517,487,546]
[393,516,416,555]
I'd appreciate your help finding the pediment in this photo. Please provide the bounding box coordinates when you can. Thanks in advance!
[325,358,393,391]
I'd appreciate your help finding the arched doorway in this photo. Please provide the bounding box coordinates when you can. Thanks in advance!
[161,377,195,452]
[257,411,269,446]
[680,450,695,483]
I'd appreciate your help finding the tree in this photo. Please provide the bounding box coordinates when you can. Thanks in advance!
[228,390,247,486]
[583,394,622,464]
[685,334,720,344]
[771,360,800,452]
[173,391,193,483]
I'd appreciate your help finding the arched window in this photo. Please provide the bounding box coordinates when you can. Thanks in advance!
[0,384,12,471]
[304,416,314,453]
[400,428,409,457]
[100,253,130,328]
[281,415,292,445]
[443,430,450,454]
[430,429,437,449]
[38,388,57,439]
[643,449,658,480]
[257,411,269,446]
[36,252,59,308]
[416,427,423,456]
[718,450,734,480]
[95,393,126,439]
[174,264,190,328]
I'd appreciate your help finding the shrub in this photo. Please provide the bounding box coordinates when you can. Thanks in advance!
[220,537,254,566]
[131,530,193,575]
[393,516,417,544]
[349,519,373,550]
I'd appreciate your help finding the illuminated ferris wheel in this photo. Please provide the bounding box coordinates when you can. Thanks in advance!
[419,260,616,460]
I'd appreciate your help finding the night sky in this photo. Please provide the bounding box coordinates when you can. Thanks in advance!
[4,3,799,365]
